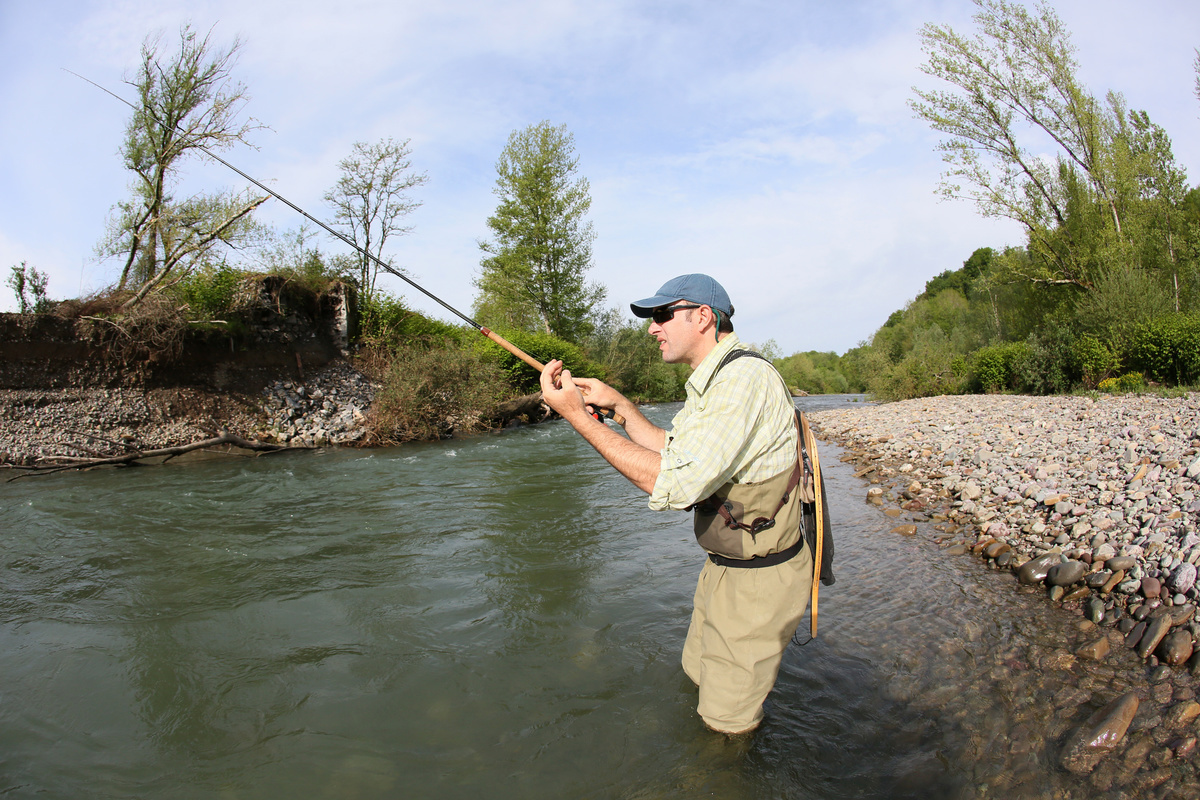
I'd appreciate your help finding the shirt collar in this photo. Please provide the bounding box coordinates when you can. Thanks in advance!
[686,332,742,395]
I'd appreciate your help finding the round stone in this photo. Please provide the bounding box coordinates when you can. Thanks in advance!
[1048,560,1087,587]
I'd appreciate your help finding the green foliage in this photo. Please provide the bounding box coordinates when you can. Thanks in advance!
[867,325,968,401]
[970,342,1031,393]
[363,344,508,444]
[1071,334,1118,388]
[475,328,607,395]
[1017,322,1076,395]
[1098,372,1146,394]
[474,121,605,343]
[7,261,51,314]
[1126,314,1200,386]
[919,247,994,301]
[775,350,860,395]
[584,311,687,401]
[358,291,466,348]
[1073,265,1174,345]
[169,263,243,319]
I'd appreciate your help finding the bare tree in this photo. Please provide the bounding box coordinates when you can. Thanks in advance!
[97,24,267,310]
[324,138,428,306]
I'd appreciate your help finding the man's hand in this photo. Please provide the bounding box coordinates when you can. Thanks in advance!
[538,360,661,494]
[570,376,622,419]
[540,360,590,422]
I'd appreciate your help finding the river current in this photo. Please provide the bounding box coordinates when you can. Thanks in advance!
[0,396,1157,798]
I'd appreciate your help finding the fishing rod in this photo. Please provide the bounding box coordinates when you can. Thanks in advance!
[69,69,619,423]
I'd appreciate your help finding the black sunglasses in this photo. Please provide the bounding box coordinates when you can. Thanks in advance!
[650,303,703,324]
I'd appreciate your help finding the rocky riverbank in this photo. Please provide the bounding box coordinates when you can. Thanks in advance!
[0,360,379,466]
[811,391,1200,789]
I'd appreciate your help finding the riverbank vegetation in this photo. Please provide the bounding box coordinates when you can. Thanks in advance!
[849,0,1200,402]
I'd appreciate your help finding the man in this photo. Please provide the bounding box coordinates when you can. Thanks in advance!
[539,273,813,735]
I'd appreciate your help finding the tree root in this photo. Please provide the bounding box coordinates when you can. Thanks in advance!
[5,432,310,480]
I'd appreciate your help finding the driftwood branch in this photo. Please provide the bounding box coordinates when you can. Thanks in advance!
[6,432,309,480]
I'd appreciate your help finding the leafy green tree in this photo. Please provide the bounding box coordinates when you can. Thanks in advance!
[911,0,1191,298]
[474,121,605,343]
[324,138,428,306]
[98,25,267,310]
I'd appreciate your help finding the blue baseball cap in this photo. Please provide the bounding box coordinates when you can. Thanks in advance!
[630,274,733,318]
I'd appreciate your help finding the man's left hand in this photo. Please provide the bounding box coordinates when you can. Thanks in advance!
[540,360,590,421]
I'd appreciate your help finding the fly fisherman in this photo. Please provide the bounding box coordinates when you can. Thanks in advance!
[539,273,815,735]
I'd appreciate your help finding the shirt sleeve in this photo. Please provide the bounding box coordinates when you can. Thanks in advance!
[647,365,769,511]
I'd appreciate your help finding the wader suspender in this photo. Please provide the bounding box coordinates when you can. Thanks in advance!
[707,349,830,637]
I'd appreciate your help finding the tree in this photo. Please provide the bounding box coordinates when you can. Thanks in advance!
[324,138,428,306]
[7,261,50,314]
[910,0,1190,297]
[474,121,605,343]
[98,25,267,310]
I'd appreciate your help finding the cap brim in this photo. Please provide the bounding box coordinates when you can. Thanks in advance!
[629,294,683,317]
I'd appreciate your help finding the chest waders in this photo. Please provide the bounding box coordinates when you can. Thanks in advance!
[687,349,835,635]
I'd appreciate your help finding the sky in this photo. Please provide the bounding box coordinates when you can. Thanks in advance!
[1,0,1197,355]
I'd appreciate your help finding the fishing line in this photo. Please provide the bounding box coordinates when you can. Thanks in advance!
[64,69,558,379]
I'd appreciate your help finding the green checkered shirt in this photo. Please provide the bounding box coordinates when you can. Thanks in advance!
[648,333,798,511]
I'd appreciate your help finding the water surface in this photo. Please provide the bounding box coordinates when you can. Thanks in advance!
[0,396,1154,798]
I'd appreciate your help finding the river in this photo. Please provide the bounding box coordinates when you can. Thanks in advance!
[0,396,1161,798]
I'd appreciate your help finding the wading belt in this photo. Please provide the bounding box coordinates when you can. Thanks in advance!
[707,537,805,569]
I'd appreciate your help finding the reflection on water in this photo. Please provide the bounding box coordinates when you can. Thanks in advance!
[0,395,1155,798]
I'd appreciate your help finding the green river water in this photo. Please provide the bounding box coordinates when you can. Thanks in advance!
[0,397,1161,798]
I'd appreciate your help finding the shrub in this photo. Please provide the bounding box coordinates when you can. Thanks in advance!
[474,329,607,394]
[170,264,244,319]
[361,344,509,444]
[1016,322,1080,395]
[1098,372,1146,394]
[866,325,967,401]
[970,341,1031,393]
[1071,334,1118,388]
[359,291,466,348]
[1126,314,1200,386]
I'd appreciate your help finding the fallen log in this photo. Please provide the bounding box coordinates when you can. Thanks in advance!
[5,431,309,480]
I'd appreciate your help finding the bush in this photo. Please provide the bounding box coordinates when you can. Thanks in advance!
[170,264,244,319]
[1071,334,1118,388]
[970,341,1031,393]
[361,344,509,444]
[475,329,607,394]
[1098,372,1146,394]
[359,291,466,348]
[1126,314,1200,386]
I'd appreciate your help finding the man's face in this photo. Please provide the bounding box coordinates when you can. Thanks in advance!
[647,303,705,365]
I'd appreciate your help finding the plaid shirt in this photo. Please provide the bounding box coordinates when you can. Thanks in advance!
[648,333,798,511]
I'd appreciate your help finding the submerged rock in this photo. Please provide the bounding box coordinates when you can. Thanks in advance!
[1060,692,1139,775]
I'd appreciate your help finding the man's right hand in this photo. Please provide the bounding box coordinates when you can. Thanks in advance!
[571,377,625,419]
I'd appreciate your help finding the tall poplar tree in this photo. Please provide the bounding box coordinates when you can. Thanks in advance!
[474,121,605,343]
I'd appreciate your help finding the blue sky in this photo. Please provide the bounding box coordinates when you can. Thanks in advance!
[2,0,1198,354]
